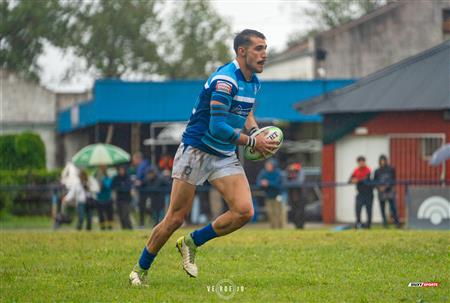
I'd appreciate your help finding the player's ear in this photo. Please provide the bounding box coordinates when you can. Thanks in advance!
[238,46,247,57]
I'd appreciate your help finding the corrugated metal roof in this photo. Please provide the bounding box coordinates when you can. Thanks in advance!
[296,41,450,114]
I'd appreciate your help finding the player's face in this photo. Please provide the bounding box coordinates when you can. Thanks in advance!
[243,37,267,73]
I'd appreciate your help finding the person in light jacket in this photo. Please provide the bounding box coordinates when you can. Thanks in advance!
[62,170,93,231]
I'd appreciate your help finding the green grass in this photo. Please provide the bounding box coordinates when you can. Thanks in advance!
[0,215,53,229]
[0,228,448,302]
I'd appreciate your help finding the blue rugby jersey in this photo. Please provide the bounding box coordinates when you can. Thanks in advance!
[182,60,261,157]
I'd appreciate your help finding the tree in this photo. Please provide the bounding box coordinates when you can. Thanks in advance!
[161,0,232,80]
[305,0,385,29]
[286,0,385,47]
[0,0,71,81]
[67,0,162,78]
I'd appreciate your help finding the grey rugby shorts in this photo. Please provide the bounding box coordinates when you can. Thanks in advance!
[171,143,244,186]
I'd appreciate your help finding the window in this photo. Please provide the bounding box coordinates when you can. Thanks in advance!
[443,9,450,39]
[421,137,444,160]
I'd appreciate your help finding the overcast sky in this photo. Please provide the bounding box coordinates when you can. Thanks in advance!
[39,0,311,92]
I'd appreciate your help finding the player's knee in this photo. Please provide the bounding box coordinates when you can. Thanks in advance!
[165,214,184,231]
[235,207,254,225]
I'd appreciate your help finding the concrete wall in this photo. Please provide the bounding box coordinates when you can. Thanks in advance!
[260,55,314,80]
[265,0,450,80]
[56,92,91,111]
[62,131,90,164]
[1,70,58,169]
[317,0,450,78]
[1,70,56,123]
[0,70,91,169]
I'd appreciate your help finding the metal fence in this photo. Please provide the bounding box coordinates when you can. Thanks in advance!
[1,179,448,227]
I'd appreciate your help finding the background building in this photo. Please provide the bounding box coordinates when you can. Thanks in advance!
[1,70,57,168]
[0,69,90,169]
[297,41,450,224]
[57,79,353,182]
[262,0,450,80]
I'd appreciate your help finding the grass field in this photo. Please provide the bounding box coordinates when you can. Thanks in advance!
[0,215,53,230]
[0,228,448,302]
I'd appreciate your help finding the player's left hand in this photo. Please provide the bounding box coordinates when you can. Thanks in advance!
[254,131,279,155]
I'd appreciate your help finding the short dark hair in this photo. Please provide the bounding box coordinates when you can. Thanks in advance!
[357,156,366,162]
[233,29,266,54]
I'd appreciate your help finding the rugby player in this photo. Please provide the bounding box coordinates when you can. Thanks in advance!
[129,29,277,286]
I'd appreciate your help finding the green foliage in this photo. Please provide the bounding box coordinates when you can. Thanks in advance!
[0,132,50,216]
[0,132,46,170]
[161,0,232,80]
[305,0,385,29]
[0,0,71,81]
[15,132,46,170]
[0,169,60,216]
[1,0,234,81]
[0,229,448,302]
[66,0,162,78]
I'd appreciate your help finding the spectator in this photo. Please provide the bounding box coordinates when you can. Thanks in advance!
[112,165,133,229]
[374,155,401,228]
[62,170,94,231]
[132,151,151,228]
[286,162,306,229]
[159,154,174,171]
[160,168,173,212]
[95,165,114,230]
[257,159,284,229]
[141,168,166,226]
[349,156,374,229]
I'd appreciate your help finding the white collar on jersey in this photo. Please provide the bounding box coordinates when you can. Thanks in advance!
[232,59,240,69]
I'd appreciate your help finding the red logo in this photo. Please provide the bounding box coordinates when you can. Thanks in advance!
[216,81,232,94]
[422,282,439,287]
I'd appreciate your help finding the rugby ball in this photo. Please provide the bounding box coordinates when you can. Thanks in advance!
[244,126,283,161]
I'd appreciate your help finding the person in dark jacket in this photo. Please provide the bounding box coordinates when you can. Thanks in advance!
[257,159,284,228]
[95,165,114,230]
[374,155,400,228]
[349,156,373,229]
[132,151,151,228]
[142,168,167,227]
[286,162,306,229]
[112,165,133,229]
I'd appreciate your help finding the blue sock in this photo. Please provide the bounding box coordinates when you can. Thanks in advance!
[138,247,156,270]
[191,223,218,247]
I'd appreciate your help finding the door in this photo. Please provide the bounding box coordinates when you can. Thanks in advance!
[335,136,389,223]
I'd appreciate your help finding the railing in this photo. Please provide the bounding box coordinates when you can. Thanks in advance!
[1,180,448,219]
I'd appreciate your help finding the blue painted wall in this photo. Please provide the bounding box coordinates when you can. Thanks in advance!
[58,79,354,133]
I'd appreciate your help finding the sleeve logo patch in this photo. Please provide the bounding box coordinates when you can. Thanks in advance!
[215,81,232,94]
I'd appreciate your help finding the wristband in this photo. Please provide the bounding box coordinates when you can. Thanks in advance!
[246,136,256,148]
[249,127,259,136]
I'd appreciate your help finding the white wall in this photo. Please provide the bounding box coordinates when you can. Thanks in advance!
[63,131,90,163]
[335,135,389,223]
[259,56,314,80]
[1,70,58,169]
[1,70,56,123]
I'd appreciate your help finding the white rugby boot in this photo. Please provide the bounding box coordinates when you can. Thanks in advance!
[176,235,198,278]
[129,264,149,287]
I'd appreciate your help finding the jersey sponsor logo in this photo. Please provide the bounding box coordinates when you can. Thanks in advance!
[230,105,252,116]
[183,166,192,176]
[215,81,232,94]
